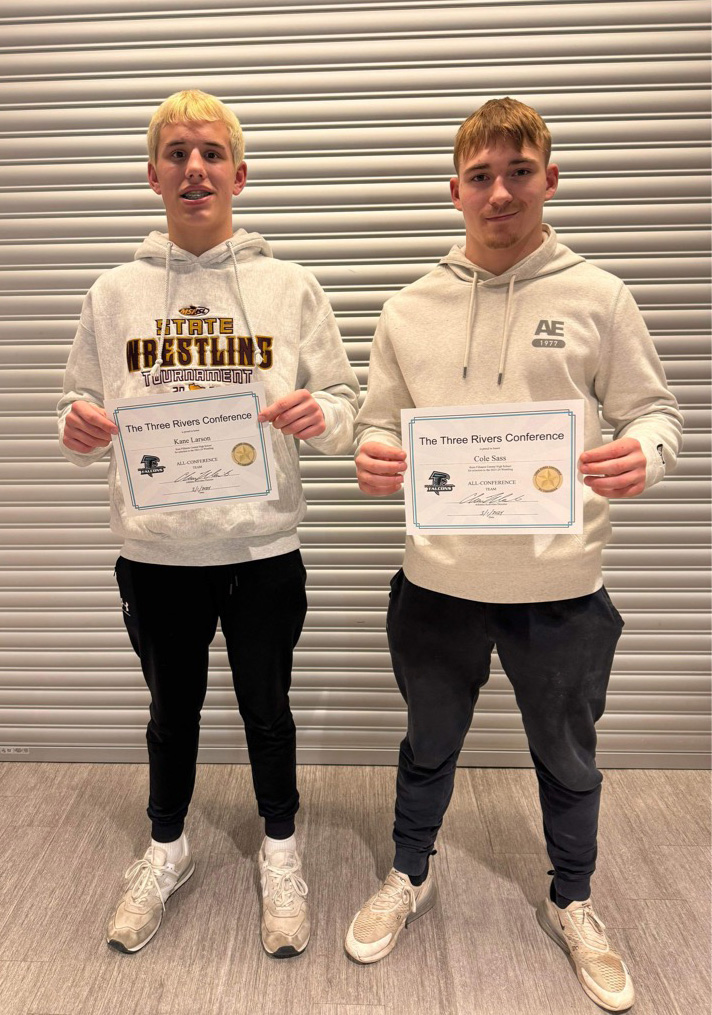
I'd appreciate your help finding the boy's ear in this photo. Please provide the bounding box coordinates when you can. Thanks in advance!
[232,161,248,197]
[450,176,463,211]
[147,162,161,195]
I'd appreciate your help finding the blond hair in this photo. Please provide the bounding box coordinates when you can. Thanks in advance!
[147,90,244,166]
[453,98,551,172]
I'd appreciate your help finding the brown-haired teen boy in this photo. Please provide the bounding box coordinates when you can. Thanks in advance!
[58,90,359,957]
[345,98,682,1012]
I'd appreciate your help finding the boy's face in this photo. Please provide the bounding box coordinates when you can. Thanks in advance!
[147,119,246,255]
[450,140,558,271]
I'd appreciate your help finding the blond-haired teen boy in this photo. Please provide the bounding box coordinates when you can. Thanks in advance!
[345,98,682,1012]
[58,90,359,957]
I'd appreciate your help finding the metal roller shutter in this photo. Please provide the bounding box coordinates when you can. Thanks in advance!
[0,0,709,767]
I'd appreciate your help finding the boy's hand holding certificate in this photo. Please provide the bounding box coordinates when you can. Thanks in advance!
[402,400,584,535]
[105,383,278,515]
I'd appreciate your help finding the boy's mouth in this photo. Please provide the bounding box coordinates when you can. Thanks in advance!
[487,210,518,222]
[181,189,213,201]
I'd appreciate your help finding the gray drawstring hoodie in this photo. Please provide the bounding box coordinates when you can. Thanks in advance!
[356,225,683,603]
[58,229,360,566]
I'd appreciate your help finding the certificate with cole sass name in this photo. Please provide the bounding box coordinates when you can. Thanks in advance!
[105,383,278,514]
[402,399,584,535]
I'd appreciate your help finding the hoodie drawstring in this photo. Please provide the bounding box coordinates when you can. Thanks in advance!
[496,275,517,386]
[148,238,262,382]
[461,271,478,380]
[227,240,263,366]
[461,272,517,385]
[150,240,173,379]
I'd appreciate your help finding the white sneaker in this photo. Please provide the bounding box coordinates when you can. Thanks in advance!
[537,895,635,1011]
[106,842,195,953]
[258,840,310,957]
[345,867,437,964]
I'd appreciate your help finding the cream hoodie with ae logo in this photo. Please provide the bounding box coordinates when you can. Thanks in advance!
[356,225,683,604]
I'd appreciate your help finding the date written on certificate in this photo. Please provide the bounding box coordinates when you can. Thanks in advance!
[402,400,584,535]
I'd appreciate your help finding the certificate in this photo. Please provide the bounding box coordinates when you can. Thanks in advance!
[402,400,584,535]
[105,384,278,515]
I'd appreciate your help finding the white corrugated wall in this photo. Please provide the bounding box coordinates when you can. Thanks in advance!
[0,0,709,766]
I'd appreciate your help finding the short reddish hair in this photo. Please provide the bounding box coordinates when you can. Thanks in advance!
[454,98,552,172]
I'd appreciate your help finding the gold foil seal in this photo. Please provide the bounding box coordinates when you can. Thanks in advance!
[231,442,256,466]
[533,466,563,492]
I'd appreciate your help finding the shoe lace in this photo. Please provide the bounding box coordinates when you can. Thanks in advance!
[263,860,308,911]
[370,874,413,915]
[124,857,166,911]
[568,900,608,952]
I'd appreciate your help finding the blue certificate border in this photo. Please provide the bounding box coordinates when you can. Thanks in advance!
[407,408,578,530]
[112,390,273,512]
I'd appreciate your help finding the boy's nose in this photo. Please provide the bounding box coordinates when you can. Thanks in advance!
[185,150,206,178]
[489,178,513,205]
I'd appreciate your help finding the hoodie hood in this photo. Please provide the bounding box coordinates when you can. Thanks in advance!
[437,225,585,381]
[133,229,273,376]
[439,224,584,285]
[134,228,272,265]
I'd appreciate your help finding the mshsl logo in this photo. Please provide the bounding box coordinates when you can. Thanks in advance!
[179,305,209,317]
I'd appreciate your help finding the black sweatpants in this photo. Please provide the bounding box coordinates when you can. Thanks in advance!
[387,570,624,902]
[115,550,308,843]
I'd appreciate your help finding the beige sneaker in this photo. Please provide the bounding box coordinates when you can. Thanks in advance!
[106,843,195,954]
[344,867,436,964]
[537,895,635,1011]
[258,841,310,957]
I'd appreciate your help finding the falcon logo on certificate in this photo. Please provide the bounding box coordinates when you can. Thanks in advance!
[401,400,584,535]
[426,471,454,495]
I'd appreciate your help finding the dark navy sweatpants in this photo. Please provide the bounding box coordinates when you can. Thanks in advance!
[387,570,624,902]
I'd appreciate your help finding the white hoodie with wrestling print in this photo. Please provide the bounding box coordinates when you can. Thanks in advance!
[58,229,360,566]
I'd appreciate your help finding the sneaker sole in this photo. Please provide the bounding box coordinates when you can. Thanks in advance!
[107,860,196,955]
[535,901,633,1013]
[344,884,438,965]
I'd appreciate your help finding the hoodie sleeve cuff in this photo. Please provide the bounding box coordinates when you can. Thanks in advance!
[354,427,403,454]
[311,394,337,437]
[636,433,668,490]
[303,392,355,456]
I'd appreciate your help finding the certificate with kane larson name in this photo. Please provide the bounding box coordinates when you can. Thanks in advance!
[402,399,584,535]
[105,383,278,515]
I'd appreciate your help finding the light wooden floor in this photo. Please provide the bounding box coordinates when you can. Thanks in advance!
[0,764,709,1015]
